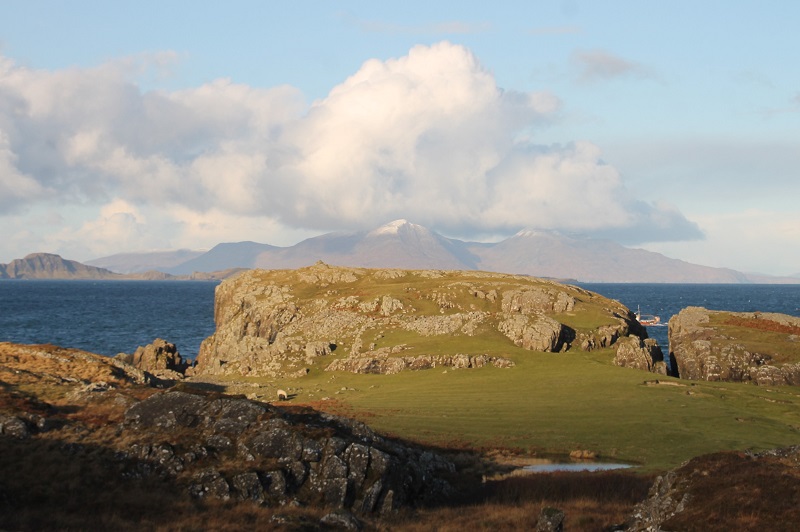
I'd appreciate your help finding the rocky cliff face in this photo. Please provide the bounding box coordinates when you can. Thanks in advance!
[195,262,650,378]
[668,306,800,384]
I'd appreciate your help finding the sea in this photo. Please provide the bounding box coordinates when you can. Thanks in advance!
[1,280,799,359]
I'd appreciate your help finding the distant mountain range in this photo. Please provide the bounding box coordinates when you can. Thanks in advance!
[81,219,799,284]
[4,220,798,283]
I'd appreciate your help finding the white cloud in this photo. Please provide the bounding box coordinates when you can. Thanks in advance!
[0,42,700,261]
[0,130,49,211]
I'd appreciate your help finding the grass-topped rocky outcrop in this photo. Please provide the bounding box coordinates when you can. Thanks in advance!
[194,262,661,379]
[669,306,800,385]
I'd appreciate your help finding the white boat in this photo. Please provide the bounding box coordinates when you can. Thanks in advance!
[636,305,661,326]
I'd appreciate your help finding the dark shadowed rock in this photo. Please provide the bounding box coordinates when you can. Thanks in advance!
[320,509,363,530]
[0,415,31,439]
[120,389,454,514]
[535,507,565,532]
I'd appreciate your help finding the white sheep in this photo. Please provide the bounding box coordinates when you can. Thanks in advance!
[277,389,288,401]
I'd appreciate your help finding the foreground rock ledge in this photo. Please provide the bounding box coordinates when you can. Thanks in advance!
[122,389,455,513]
[669,306,800,385]
[0,342,454,517]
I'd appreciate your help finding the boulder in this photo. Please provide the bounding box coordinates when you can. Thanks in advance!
[498,314,564,352]
[0,415,31,439]
[614,335,669,375]
[116,338,189,378]
[535,507,565,532]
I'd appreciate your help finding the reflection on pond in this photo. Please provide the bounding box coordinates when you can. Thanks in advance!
[523,462,633,473]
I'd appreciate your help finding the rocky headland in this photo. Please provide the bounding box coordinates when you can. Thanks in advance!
[193,262,664,379]
[669,306,800,385]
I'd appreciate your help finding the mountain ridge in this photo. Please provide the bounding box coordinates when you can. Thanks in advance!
[8,220,800,283]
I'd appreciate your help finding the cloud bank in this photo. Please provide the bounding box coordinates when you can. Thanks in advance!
[0,42,700,259]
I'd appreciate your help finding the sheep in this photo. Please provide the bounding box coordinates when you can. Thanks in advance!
[277,389,288,401]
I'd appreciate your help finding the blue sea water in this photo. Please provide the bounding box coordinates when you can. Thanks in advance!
[1,281,799,360]
[0,280,218,360]
[578,283,800,348]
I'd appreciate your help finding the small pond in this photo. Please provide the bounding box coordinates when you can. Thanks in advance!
[522,462,633,473]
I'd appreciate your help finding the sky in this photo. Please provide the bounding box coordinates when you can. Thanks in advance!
[0,1,798,276]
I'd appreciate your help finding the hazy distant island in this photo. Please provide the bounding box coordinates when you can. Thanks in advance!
[0,252,242,281]
[3,220,800,283]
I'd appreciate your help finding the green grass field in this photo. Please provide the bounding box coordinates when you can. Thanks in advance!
[221,347,800,472]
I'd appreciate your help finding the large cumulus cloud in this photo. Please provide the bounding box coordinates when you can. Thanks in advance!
[0,42,701,257]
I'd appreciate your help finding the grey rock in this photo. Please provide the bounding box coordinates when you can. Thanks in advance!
[614,335,668,375]
[189,468,230,500]
[263,469,288,499]
[124,390,206,429]
[0,415,30,439]
[320,509,363,530]
[535,507,565,532]
[498,313,564,352]
[231,471,266,503]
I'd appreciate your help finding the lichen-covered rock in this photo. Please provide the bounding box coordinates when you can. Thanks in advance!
[669,307,800,384]
[498,314,565,352]
[325,354,514,374]
[501,288,575,314]
[614,335,669,375]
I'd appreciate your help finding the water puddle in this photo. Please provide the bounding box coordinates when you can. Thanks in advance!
[522,462,633,473]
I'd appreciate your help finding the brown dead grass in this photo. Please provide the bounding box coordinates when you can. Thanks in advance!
[0,342,141,389]
[384,470,653,531]
[723,316,800,335]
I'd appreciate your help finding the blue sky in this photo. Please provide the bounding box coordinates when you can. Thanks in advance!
[1,1,798,275]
